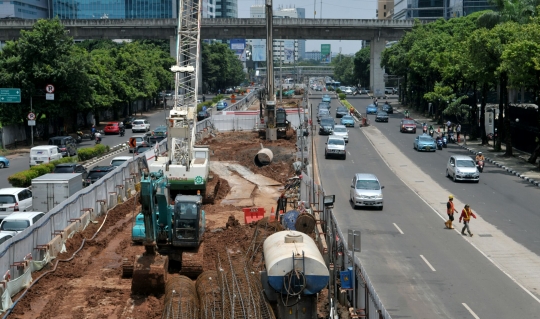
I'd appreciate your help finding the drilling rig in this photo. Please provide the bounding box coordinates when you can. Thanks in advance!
[122,0,208,295]
[148,0,210,199]
[262,0,277,141]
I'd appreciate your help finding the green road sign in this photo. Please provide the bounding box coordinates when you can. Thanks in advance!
[0,88,21,103]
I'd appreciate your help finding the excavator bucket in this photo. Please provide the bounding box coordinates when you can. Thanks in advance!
[131,254,169,295]
[179,243,204,278]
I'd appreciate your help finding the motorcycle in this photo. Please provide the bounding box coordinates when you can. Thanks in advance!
[429,129,434,137]
[77,130,92,140]
[442,136,448,148]
[119,127,125,137]
[476,160,484,173]
[423,126,428,134]
[436,138,443,150]
[95,135,102,145]
[448,132,456,143]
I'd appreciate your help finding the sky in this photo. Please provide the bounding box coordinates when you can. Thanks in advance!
[237,0,378,55]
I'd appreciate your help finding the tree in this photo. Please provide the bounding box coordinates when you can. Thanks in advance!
[0,18,93,135]
[331,54,355,85]
[353,47,370,87]
[201,42,245,92]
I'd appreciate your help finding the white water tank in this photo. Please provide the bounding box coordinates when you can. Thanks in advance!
[263,231,328,295]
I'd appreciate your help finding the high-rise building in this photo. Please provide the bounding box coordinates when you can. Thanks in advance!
[0,0,48,19]
[377,0,394,19]
[49,0,174,19]
[215,0,237,18]
[202,0,216,18]
[248,5,306,62]
[392,0,494,19]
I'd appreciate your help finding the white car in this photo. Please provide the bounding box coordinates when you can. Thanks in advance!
[131,119,150,133]
[0,211,45,235]
[350,173,384,210]
[344,87,353,95]
[324,136,346,160]
[446,155,480,183]
[0,188,33,221]
[332,125,349,143]
[110,156,132,167]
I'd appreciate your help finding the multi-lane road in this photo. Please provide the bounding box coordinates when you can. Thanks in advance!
[310,91,540,318]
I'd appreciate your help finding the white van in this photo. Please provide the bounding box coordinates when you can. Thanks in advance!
[110,156,132,167]
[0,211,45,235]
[30,145,62,166]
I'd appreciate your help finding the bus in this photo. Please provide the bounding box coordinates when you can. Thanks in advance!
[326,81,340,90]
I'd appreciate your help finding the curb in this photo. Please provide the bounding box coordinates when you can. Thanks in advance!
[456,143,540,188]
[82,143,129,168]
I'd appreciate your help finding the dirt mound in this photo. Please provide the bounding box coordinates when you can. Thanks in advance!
[201,131,296,184]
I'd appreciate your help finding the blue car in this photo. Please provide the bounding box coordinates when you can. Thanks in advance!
[216,101,226,111]
[366,104,378,115]
[322,94,331,103]
[340,115,355,127]
[413,134,437,152]
[0,156,9,169]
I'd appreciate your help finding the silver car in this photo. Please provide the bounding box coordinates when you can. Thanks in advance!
[332,125,349,143]
[350,173,384,210]
[446,155,480,183]
[324,136,346,160]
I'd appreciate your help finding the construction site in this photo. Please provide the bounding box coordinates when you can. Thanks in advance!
[5,130,343,319]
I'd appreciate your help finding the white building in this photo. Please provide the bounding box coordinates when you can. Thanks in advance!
[202,0,216,18]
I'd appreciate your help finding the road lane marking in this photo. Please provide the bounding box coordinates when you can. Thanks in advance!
[420,255,436,271]
[393,223,404,234]
[348,151,351,155]
[462,303,480,319]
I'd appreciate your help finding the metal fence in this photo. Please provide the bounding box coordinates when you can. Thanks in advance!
[0,139,168,308]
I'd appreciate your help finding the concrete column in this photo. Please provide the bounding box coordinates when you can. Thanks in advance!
[370,37,386,98]
[170,35,176,58]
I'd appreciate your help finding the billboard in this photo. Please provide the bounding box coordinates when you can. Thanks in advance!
[321,44,331,63]
[252,39,266,61]
[283,40,295,63]
[230,38,246,62]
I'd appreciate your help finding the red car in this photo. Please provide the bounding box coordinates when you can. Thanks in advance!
[400,119,417,133]
[104,122,120,135]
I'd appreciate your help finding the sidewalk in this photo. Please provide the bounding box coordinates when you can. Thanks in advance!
[394,104,540,188]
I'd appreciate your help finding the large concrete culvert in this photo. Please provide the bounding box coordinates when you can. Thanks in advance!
[254,148,274,167]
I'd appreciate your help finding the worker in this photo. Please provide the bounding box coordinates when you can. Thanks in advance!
[445,195,458,229]
[459,204,477,237]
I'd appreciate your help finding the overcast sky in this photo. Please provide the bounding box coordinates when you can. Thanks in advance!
[237,0,377,54]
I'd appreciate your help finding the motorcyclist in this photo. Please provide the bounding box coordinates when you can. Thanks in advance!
[119,122,125,136]
[475,152,485,162]
[404,110,410,118]
[91,124,96,138]
[95,131,102,143]
[422,122,428,133]
[428,124,435,136]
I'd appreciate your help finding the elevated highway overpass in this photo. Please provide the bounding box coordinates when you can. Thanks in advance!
[0,18,429,99]
[256,66,335,77]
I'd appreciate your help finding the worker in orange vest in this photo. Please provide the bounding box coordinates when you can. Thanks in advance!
[445,195,458,229]
[459,204,477,237]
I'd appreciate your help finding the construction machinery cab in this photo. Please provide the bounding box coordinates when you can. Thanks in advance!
[172,195,205,248]
[275,108,293,139]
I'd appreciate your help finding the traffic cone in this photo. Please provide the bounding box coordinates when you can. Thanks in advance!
[270,207,274,216]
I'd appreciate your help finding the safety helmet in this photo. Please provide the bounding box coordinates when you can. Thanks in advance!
[465,204,470,208]
[449,195,454,200]
[478,152,482,155]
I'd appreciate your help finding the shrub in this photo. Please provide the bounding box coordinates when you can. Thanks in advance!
[8,170,40,188]
[335,88,342,94]
[338,93,346,100]
[342,100,354,110]
[197,101,213,112]
[77,144,109,161]
[30,163,53,176]
[212,94,224,103]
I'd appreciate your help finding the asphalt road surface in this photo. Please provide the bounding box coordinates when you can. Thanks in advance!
[309,91,540,318]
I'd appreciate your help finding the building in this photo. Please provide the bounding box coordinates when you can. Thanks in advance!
[215,0,237,18]
[305,51,322,61]
[202,0,216,18]
[248,5,306,63]
[377,0,394,19]
[392,0,494,19]
[0,0,48,19]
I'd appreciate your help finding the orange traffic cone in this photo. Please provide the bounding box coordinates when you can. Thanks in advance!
[270,207,274,216]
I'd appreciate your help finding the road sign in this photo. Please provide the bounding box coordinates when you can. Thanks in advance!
[46,93,54,101]
[28,112,36,120]
[28,120,36,126]
[45,84,55,93]
[0,88,21,103]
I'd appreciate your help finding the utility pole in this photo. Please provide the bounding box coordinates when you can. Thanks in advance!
[280,40,283,104]
[30,96,34,147]
[314,0,316,18]
[265,0,277,140]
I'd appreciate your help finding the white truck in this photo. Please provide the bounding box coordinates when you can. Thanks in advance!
[31,173,83,212]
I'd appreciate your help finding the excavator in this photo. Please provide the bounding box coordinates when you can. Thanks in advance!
[123,169,205,295]
[122,0,208,295]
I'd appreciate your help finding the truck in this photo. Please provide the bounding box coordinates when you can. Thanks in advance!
[31,173,83,212]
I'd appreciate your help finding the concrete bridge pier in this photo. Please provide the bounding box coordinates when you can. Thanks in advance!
[169,36,203,95]
[369,37,386,98]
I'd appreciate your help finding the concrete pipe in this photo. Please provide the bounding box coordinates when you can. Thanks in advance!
[254,148,274,167]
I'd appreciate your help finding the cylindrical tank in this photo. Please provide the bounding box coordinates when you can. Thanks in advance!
[263,231,329,295]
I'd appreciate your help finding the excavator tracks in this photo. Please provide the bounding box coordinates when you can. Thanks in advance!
[179,242,205,278]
